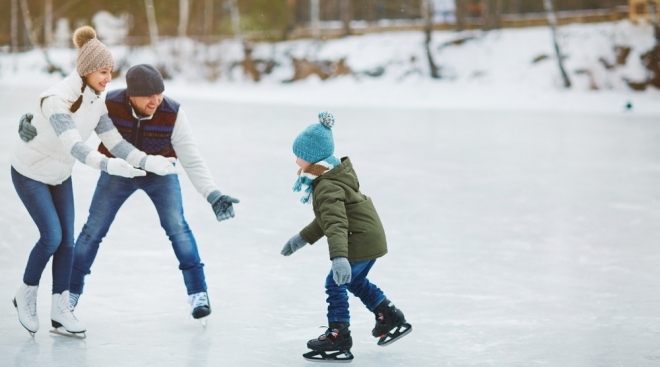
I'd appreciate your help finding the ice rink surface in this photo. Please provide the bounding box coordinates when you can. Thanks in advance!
[1,86,659,366]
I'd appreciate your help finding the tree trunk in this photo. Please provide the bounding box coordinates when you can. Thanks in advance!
[340,0,351,37]
[543,0,571,88]
[310,0,320,39]
[44,0,53,47]
[144,0,159,46]
[203,0,213,39]
[455,0,467,31]
[11,0,18,52]
[482,0,491,30]
[494,0,503,29]
[367,0,376,23]
[648,0,660,42]
[18,0,37,47]
[230,0,242,40]
[178,0,189,37]
[422,0,440,79]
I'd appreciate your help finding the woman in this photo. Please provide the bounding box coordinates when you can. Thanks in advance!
[10,26,176,338]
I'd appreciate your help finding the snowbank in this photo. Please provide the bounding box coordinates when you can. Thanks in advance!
[1,20,658,116]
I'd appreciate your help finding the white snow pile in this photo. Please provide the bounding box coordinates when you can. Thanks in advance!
[1,20,658,115]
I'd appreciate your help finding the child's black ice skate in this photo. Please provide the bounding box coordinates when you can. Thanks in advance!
[303,322,354,363]
[372,299,412,346]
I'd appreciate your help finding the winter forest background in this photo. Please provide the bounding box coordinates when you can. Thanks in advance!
[2,1,660,367]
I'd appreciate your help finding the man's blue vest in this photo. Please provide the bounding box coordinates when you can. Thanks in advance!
[98,89,180,158]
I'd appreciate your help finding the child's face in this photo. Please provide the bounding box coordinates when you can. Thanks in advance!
[296,157,311,170]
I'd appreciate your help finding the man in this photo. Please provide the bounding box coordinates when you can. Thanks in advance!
[19,64,238,322]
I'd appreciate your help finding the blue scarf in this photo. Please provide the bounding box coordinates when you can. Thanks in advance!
[293,156,340,204]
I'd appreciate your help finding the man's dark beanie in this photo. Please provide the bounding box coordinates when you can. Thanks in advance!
[126,64,165,97]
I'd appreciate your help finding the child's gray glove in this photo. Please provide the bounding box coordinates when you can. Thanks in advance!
[332,257,352,285]
[281,233,307,256]
[207,190,239,222]
[19,113,37,142]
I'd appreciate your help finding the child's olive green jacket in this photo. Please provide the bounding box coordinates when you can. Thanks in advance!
[299,157,388,262]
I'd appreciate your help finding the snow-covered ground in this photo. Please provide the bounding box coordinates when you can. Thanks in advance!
[1,20,660,116]
[1,20,660,367]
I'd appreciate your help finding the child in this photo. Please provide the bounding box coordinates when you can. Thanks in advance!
[281,111,412,362]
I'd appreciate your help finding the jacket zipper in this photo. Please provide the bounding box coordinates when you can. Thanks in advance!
[133,117,143,146]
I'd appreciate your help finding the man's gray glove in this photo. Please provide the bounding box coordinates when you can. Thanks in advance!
[281,233,308,256]
[331,257,352,286]
[19,113,37,142]
[207,190,239,222]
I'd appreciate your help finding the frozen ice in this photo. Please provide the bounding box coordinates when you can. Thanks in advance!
[1,82,660,367]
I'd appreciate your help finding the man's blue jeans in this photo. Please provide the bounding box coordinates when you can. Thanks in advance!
[11,167,75,294]
[70,171,206,295]
[325,259,386,323]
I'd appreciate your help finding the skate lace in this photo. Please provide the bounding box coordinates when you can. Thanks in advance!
[188,292,209,312]
[24,286,38,317]
[317,326,339,341]
[57,294,79,322]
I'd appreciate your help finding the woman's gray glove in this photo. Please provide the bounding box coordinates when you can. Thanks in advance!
[332,257,352,285]
[281,233,308,256]
[19,113,37,142]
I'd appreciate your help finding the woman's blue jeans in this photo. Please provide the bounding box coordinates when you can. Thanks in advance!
[12,167,75,294]
[70,171,206,295]
[325,259,386,323]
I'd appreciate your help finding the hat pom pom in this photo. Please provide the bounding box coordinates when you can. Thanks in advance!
[73,26,97,49]
[318,111,335,129]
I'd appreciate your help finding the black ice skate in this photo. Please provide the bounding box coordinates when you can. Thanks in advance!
[303,322,354,363]
[372,299,412,346]
[188,292,211,326]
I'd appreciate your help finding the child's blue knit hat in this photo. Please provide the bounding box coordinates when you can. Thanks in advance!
[292,111,335,163]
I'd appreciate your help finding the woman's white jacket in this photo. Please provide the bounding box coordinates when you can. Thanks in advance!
[10,72,145,185]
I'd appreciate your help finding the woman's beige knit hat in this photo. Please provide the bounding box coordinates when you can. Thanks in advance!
[73,26,114,76]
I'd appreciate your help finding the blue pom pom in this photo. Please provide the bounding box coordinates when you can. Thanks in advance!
[318,111,335,129]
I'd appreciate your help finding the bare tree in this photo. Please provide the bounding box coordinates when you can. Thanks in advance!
[11,0,18,52]
[482,0,490,30]
[310,0,320,39]
[422,0,440,78]
[340,0,351,37]
[494,0,503,29]
[144,0,160,46]
[229,0,242,40]
[542,0,571,88]
[649,0,660,42]
[18,0,37,46]
[178,0,189,37]
[203,0,213,39]
[455,0,467,31]
[45,0,53,47]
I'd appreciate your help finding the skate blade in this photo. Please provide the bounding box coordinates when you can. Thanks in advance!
[377,322,412,347]
[199,317,209,328]
[303,349,354,363]
[50,327,86,339]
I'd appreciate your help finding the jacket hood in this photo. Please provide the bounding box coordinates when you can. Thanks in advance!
[314,157,359,191]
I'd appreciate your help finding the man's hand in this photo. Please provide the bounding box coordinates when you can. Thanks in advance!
[281,233,308,256]
[19,113,37,142]
[331,257,352,286]
[143,155,177,175]
[106,158,147,178]
[207,190,239,222]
